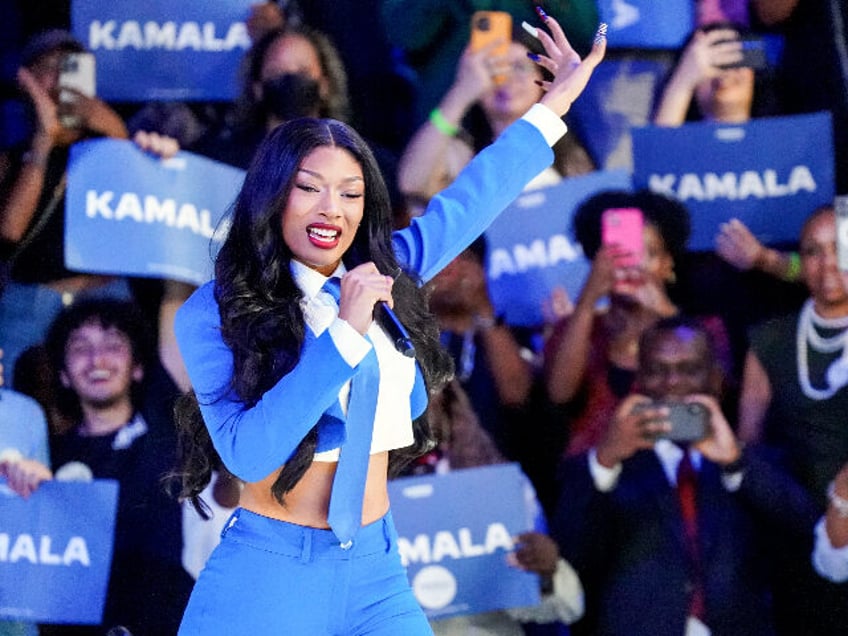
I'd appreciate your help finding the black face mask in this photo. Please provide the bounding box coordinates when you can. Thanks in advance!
[261,73,321,121]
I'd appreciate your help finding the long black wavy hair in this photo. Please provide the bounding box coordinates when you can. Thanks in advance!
[175,118,454,515]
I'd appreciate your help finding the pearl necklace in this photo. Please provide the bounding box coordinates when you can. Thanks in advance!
[796,299,848,400]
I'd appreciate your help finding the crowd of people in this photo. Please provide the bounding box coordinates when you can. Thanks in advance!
[1,1,848,635]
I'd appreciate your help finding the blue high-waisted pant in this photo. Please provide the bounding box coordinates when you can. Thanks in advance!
[178,508,432,636]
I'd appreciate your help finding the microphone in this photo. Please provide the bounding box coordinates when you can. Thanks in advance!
[377,302,416,358]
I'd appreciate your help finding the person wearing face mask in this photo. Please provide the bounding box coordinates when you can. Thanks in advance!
[192,24,349,171]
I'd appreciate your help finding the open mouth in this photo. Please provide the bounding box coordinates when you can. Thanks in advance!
[87,369,112,382]
[307,224,341,249]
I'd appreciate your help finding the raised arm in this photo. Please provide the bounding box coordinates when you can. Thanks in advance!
[394,16,607,281]
[737,349,772,444]
[396,43,498,202]
[0,68,64,243]
[544,247,616,403]
[653,27,742,127]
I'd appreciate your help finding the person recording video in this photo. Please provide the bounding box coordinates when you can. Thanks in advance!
[552,316,818,636]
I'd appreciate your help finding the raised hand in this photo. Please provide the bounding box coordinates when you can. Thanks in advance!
[525,12,606,117]
[596,394,670,467]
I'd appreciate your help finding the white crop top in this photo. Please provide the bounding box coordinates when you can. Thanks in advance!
[291,261,416,462]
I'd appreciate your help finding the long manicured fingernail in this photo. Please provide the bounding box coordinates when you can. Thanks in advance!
[521,21,539,39]
[595,22,608,44]
[526,51,541,62]
[535,5,549,21]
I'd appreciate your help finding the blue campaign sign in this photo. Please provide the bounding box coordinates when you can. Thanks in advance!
[65,138,244,285]
[71,0,253,101]
[632,112,835,251]
[388,463,539,620]
[485,170,633,327]
[569,56,674,171]
[0,480,119,624]
[596,0,693,49]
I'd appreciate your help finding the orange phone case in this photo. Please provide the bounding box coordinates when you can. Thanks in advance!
[470,11,513,84]
[601,207,644,267]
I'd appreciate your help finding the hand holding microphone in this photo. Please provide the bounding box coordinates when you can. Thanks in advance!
[336,265,415,357]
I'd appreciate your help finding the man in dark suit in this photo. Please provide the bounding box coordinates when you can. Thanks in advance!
[552,316,818,636]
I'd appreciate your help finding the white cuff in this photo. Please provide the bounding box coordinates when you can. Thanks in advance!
[588,447,622,492]
[721,470,744,492]
[328,318,371,368]
[521,103,568,147]
[812,516,848,583]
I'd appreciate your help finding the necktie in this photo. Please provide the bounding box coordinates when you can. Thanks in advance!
[676,449,705,620]
[321,277,380,547]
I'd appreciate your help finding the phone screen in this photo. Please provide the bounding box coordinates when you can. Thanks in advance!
[601,207,644,268]
[59,52,96,98]
[836,196,848,271]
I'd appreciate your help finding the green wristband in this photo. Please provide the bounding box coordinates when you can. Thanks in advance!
[429,108,459,137]
[785,252,801,282]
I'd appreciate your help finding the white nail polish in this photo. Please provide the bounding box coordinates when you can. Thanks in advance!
[521,21,539,39]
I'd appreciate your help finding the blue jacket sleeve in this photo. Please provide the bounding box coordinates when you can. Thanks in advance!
[174,282,359,482]
[392,117,554,282]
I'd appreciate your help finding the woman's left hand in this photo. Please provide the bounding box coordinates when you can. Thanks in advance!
[531,14,606,117]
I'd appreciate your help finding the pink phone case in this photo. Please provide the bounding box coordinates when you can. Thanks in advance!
[601,207,644,267]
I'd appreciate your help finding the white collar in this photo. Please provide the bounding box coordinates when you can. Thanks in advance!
[654,438,702,486]
[290,259,347,300]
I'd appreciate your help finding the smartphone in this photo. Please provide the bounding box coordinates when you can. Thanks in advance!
[718,34,767,70]
[634,401,710,443]
[59,52,96,97]
[470,10,512,84]
[59,53,96,128]
[601,207,644,268]
[836,195,848,271]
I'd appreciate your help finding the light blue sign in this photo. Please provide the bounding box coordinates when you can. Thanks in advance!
[65,138,244,285]
[0,480,119,624]
[632,112,835,250]
[485,170,632,327]
[388,463,539,619]
[596,0,693,49]
[71,0,253,101]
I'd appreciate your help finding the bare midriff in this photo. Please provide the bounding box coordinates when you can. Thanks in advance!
[239,450,390,528]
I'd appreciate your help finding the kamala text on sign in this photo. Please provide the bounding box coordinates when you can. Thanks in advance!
[72,0,253,101]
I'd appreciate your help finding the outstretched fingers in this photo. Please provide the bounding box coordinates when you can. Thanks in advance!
[535,19,607,116]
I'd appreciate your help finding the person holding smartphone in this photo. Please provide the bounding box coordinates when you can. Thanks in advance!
[652,21,764,127]
[395,8,595,219]
[0,30,179,387]
[543,189,733,457]
[551,315,818,636]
